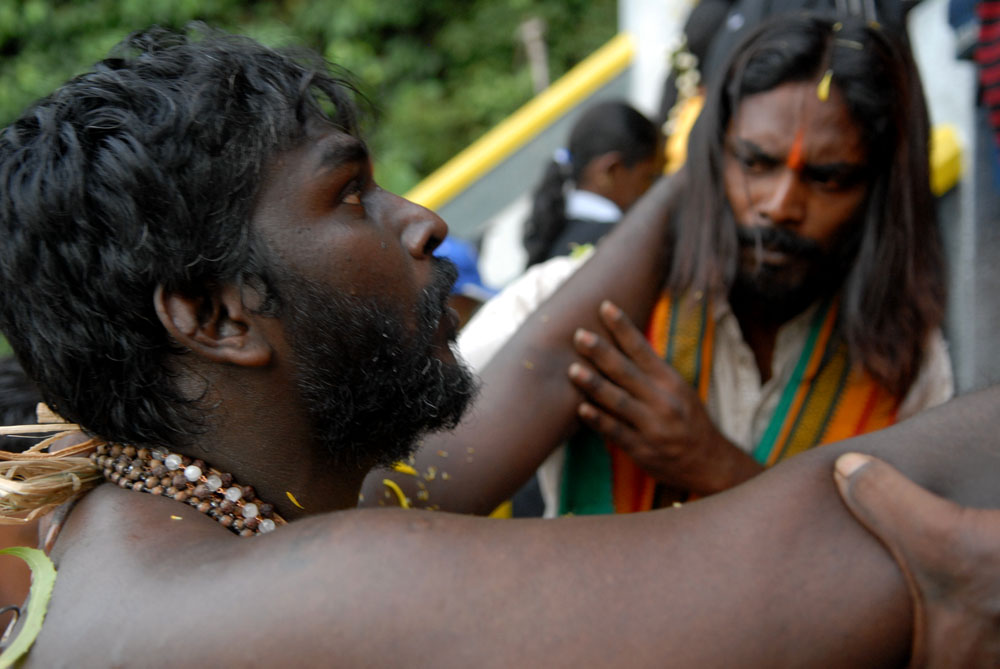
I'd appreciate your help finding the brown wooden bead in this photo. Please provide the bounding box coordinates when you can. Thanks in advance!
[239,529,254,538]
[234,518,245,531]
[219,500,234,514]
[118,478,130,488]
[136,448,150,460]
[197,502,211,514]
[258,504,274,519]
[174,490,189,503]
[172,475,187,489]
[219,515,234,528]
[193,484,210,499]
[123,445,136,458]
[150,486,164,496]
[244,517,259,531]
[110,444,123,457]
[151,464,168,478]
[241,485,255,500]
[219,473,233,487]
[132,481,144,492]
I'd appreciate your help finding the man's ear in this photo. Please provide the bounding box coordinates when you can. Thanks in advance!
[154,283,272,367]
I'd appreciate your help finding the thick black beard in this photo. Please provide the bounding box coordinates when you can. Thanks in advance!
[730,223,859,324]
[278,259,478,471]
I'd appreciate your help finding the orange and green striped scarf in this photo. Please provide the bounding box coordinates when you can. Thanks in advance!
[559,292,900,515]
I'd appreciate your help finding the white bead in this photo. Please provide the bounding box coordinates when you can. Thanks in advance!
[242,503,259,519]
[164,454,182,471]
[151,448,168,461]
[258,518,276,533]
[225,487,242,502]
[183,465,202,482]
[204,475,222,492]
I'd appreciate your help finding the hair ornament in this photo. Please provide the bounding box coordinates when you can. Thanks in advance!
[553,147,573,180]
[832,21,843,32]
[817,69,834,102]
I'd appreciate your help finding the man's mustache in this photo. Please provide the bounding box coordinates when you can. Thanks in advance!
[736,225,822,258]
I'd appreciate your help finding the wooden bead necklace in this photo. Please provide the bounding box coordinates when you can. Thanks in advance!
[90,442,286,536]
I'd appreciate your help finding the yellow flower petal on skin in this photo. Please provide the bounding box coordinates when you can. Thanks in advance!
[382,479,410,509]
[392,462,418,476]
[286,491,305,509]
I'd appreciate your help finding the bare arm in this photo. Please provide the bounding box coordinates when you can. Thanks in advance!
[362,176,682,514]
[30,386,1000,667]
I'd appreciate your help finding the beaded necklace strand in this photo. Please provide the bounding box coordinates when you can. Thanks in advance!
[90,443,285,536]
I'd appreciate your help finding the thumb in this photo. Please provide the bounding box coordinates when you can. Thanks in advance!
[833,453,963,667]
[833,453,960,551]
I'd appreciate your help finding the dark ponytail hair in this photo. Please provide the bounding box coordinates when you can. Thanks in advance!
[523,100,659,267]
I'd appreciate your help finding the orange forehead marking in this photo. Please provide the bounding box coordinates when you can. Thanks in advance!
[786,127,805,172]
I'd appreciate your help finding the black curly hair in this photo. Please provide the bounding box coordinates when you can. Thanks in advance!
[0,24,365,448]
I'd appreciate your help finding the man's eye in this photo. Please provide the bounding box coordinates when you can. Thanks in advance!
[735,152,776,173]
[805,169,863,191]
[341,182,363,205]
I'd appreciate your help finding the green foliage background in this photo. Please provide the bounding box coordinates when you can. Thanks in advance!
[0,0,617,195]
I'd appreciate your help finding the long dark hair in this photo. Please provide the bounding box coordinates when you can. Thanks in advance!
[523,100,659,267]
[671,14,944,396]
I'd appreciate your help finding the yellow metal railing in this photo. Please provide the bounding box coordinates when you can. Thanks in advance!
[405,33,635,211]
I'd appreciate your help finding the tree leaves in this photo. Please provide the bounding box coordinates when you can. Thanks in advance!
[0,0,615,194]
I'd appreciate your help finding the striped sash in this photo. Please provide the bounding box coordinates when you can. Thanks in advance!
[559,291,899,515]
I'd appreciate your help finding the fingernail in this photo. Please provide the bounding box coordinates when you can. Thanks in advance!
[835,452,871,478]
[601,300,621,318]
[568,362,589,381]
[574,328,597,347]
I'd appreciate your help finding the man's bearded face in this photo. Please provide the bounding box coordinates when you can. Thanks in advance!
[277,258,477,471]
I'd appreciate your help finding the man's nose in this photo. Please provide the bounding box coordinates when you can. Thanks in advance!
[757,169,806,227]
[390,193,449,259]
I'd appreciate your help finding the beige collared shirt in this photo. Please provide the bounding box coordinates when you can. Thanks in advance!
[459,252,954,517]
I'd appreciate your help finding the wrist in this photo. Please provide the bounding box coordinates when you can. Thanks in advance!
[692,436,763,496]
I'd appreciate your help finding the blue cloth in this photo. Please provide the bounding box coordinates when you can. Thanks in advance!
[434,237,497,302]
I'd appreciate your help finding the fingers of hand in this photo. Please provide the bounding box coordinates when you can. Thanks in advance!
[598,301,678,380]
[568,361,644,427]
[577,401,639,448]
[573,327,648,398]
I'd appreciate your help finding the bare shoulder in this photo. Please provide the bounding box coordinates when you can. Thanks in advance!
[24,486,574,666]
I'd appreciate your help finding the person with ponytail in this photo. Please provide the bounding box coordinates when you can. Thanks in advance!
[522,100,663,268]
